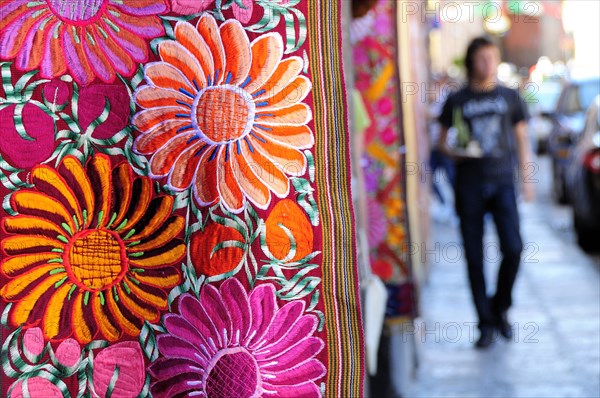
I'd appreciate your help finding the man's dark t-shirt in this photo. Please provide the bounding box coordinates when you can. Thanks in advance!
[438,84,529,185]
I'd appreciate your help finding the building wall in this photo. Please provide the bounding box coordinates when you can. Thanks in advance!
[398,0,432,290]
[503,13,566,68]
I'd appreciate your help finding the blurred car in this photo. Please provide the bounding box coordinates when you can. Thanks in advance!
[545,76,600,203]
[524,77,562,154]
[565,95,600,252]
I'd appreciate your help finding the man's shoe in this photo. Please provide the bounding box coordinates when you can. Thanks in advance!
[475,327,494,349]
[495,311,513,340]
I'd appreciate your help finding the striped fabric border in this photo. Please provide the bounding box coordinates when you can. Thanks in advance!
[308,1,365,396]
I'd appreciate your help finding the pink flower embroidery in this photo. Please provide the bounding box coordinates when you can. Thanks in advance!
[22,327,82,368]
[149,278,326,397]
[92,341,146,398]
[170,0,253,22]
[170,0,212,14]
[9,377,63,398]
[232,0,254,23]
[78,83,131,140]
[0,74,58,169]
[54,338,81,368]
[0,0,168,85]
[22,327,45,361]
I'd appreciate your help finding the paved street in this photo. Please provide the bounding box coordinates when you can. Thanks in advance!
[407,156,600,398]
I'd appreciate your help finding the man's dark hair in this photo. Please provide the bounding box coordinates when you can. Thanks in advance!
[465,36,496,81]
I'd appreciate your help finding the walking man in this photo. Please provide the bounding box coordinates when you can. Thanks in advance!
[438,37,534,348]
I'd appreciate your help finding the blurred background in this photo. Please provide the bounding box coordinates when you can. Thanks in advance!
[345,1,600,397]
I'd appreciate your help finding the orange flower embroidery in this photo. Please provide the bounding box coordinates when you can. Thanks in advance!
[133,14,314,213]
[189,222,245,279]
[265,199,313,262]
[0,155,185,343]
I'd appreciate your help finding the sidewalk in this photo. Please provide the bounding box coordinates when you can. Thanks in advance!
[407,201,600,398]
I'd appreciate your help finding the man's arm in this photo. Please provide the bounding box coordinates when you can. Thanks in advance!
[438,126,463,161]
[514,120,535,202]
[438,126,450,155]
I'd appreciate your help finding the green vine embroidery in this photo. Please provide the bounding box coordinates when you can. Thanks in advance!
[48,76,147,175]
[0,62,55,142]
[247,0,307,54]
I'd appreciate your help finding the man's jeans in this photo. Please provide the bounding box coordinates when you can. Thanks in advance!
[455,181,523,330]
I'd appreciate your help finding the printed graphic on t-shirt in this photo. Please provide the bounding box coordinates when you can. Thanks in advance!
[462,96,508,157]
[471,114,502,155]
